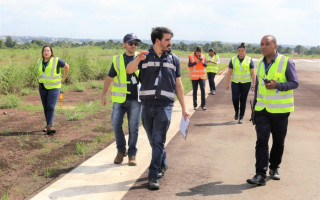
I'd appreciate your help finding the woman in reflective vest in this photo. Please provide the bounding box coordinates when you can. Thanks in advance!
[188,46,207,110]
[37,45,69,135]
[225,43,255,124]
[206,48,220,95]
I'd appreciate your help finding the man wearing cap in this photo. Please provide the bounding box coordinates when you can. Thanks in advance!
[101,33,141,166]
[206,49,220,95]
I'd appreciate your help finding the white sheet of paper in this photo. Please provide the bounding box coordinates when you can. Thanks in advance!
[137,84,141,102]
[179,115,190,140]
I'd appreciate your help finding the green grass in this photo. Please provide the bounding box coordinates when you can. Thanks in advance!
[0,191,10,200]
[88,80,103,89]
[0,94,20,109]
[44,166,60,178]
[76,141,87,155]
[72,81,85,92]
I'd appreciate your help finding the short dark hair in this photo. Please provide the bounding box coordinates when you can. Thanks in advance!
[262,35,277,44]
[151,27,173,44]
[195,46,202,52]
[42,45,54,59]
[238,42,246,49]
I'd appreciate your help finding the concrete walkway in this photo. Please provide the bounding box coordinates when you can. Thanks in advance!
[31,69,227,200]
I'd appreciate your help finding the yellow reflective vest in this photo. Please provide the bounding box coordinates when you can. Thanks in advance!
[206,54,219,73]
[231,55,252,83]
[37,57,62,89]
[111,54,139,103]
[255,54,294,113]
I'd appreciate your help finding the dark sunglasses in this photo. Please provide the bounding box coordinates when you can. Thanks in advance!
[127,41,139,46]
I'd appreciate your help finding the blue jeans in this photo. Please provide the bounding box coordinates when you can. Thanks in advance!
[141,105,172,178]
[39,85,60,126]
[207,72,216,92]
[192,79,206,107]
[112,99,141,156]
[231,82,251,117]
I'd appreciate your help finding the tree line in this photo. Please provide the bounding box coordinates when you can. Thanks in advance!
[1,36,319,55]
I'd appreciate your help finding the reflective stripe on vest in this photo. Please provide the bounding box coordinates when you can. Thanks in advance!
[111,54,139,103]
[139,90,175,99]
[206,55,218,73]
[189,54,206,80]
[141,61,176,71]
[37,57,62,89]
[231,56,251,83]
[255,54,294,113]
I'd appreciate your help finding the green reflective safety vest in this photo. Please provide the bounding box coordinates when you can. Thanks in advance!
[206,54,219,73]
[111,54,140,103]
[37,57,62,89]
[231,56,252,83]
[255,54,294,113]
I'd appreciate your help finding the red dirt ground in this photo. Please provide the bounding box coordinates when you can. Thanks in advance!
[0,87,119,200]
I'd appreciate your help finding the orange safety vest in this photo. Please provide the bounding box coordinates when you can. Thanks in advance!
[188,54,206,80]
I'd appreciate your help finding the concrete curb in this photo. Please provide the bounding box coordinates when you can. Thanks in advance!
[31,71,227,200]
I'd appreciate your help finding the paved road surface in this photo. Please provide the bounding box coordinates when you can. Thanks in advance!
[31,59,320,200]
[123,59,320,200]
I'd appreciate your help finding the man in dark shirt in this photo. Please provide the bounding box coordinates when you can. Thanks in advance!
[101,33,141,166]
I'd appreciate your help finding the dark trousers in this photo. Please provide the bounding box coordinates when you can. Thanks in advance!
[39,85,60,126]
[207,72,216,92]
[254,109,290,175]
[231,82,251,117]
[192,79,206,107]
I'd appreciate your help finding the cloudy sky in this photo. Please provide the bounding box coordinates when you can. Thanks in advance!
[0,0,319,46]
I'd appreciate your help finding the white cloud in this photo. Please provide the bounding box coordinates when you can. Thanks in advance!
[0,0,319,46]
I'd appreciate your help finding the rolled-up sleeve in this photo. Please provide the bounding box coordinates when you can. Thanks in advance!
[275,59,299,91]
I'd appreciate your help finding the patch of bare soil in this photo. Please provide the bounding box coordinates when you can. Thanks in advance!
[0,86,120,200]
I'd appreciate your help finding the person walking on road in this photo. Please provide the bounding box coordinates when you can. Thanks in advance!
[126,27,190,190]
[246,35,299,186]
[225,43,255,124]
[206,48,220,95]
[38,45,69,135]
[189,46,207,110]
[101,33,142,166]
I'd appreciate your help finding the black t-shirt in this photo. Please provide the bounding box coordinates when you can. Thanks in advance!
[42,58,66,73]
[108,53,138,100]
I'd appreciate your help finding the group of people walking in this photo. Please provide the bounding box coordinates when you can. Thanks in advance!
[37,27,298,190]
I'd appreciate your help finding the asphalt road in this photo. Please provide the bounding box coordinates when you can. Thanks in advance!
[122,59,320,200]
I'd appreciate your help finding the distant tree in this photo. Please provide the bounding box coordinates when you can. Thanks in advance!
[31,39,46,46]
[294,45,305,54]
[5,36,16,48]
[0,39,4,48]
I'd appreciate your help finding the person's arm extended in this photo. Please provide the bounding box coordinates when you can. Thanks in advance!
[61,63,69,83]
[101,76,114,106]
[225,68,233,91]
[126,51,149,74]
[175,77,190,119]
[250,68,256,91]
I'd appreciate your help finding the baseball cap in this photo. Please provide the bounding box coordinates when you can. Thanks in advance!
[123,33,141,43]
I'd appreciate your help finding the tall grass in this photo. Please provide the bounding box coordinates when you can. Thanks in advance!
[0,46,113,95]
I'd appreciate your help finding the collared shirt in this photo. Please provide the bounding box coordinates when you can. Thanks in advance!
[108,53,138,100]
[253,52,299,106]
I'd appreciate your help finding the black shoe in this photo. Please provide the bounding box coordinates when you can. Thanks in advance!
[246,174,266,186]
[201,107,207,110]
[234,113,239,120]
[238,116,244,124]
[158,165,168,178]
[269,168,280,180]
[148,178,160,190]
